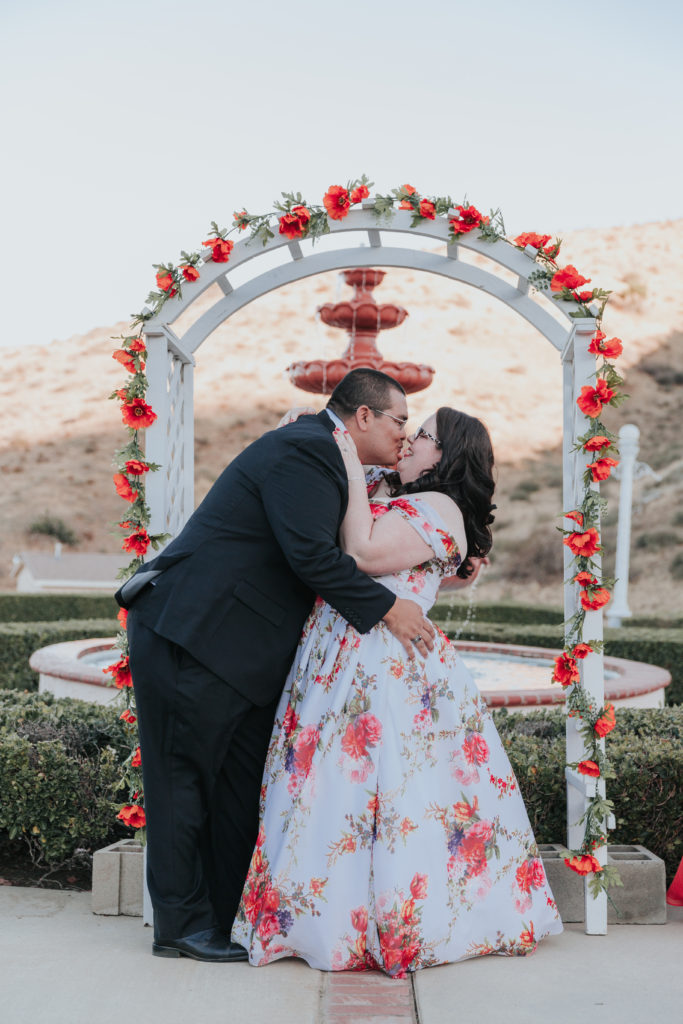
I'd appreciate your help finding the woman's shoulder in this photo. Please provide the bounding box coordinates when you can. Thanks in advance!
[405,490,463,523]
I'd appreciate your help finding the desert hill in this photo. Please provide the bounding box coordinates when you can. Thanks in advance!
[1,219,681,616]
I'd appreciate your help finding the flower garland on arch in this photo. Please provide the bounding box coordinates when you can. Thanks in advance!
[106,178,626,896]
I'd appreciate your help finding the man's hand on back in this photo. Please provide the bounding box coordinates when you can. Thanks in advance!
[382,597,435,661]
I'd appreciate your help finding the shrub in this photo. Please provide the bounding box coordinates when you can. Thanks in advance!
[27,515,78,546]
[0,594,120,624]
[0,619,118,691]
[671,553,683,581]
[635,530,681,550]
[509,479,541,501]
[432,600,564,626]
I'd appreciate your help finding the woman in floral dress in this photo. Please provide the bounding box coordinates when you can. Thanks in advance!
[232,408,562,977]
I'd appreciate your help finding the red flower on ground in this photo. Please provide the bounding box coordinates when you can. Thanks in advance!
[155,270,177,295]
[580,587,611,611]
[121,398,157,429]
[122,527,151,557]
[513,232,551,251]
[594,703,616,737]
[573,570,598,587]
[552,654,579,687]
[125,459,150,475]
[418,199,436,219]
[563,527,601,557]
[181,265,200,283]
[550,265,591,292]
[410,873,428,900]
[131,746,142,767]
[128,339,146,353]
[578,760,600,777]
[104,655,132,688]
[350,185,370,204]
[112,349,138,374]
[577,379,615,418]
[589,457,619,482]
[583,435,612,452]
[117,608,128,630]
[564,509,584,526]
[565,853,602,875]
[117,804,146,828]
[571,642,593,660]
[323,185,351,220]
[450,204,485,235]
[113,473,138,503]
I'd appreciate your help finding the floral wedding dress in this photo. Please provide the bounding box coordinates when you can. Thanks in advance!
[232,495,562,977]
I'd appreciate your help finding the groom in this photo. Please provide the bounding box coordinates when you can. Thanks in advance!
[118,368,435,962]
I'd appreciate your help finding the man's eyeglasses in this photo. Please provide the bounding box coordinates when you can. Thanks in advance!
[371,408,408,428]
[412,426,442,449]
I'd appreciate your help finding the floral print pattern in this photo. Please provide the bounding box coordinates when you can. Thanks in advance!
[232,496,562,976]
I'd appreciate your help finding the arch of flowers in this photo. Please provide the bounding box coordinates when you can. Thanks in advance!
[106,178,625,935]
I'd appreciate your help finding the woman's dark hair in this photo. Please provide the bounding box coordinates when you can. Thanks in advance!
[388,407,496,579]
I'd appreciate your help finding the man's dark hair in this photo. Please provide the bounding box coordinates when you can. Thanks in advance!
[327,368,405,418]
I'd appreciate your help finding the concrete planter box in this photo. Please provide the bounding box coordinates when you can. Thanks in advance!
[540,843,667,924]
[92,839,144,917]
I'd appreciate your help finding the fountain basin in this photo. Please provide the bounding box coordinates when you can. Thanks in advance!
[29,637,670,711]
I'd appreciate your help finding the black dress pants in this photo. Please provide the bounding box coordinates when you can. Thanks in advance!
[127,611,279,940]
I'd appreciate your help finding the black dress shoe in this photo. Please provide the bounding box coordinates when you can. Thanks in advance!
[153,927,249,962]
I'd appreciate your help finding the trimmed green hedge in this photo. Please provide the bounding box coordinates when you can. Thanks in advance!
[432,599,682,631]
[0,620,118,691]
[493,706,683,884]
[431,616,683,706]
[0,593,119,624]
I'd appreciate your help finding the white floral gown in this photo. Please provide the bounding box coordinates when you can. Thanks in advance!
[232,495,562,977]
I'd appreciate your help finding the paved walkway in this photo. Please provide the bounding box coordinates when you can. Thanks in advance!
[1,888,681,1024]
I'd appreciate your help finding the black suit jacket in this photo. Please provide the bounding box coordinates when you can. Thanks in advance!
[117,412,394,705]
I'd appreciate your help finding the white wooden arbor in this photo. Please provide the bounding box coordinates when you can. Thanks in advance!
[141,204,611,933]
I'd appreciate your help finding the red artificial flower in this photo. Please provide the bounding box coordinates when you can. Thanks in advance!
[573,570,598,587]
[550,265,591,292]
[117,804,146,828]
[398,184,417,208]
[120,707,136,724]
[571,642,593,660]
[574,290,594,303]
[181,265,200,283]
[564,509,584,527]
[104,655,132,689]
[589,457,619,482]
[125,459,150,475]
[583,435,612,452]
[128,339,146,353]
[589,331,623,359]
[350,185,370,204]
[410,873,428,900]
[233,210,249,230]
[131,746,142,768]
[279,213,304,240]
[202,238,234,263]
[112,349,139,374]
[594,703,616,737]
[514,232,552,251]
[578,759,600,777]
[450,204,486,236]
[565,853,602,875]
[117,608,128,630]
[323,185,351,220]
[418,199,436,219]
[115,388,129,401]
[121,398,157,429]
[563,527,601,557]
[577,379,615,418]
[155,270,177,295]
[122,527,151,557]
[113,473,138,503]
[580,587,611,611]
[552,654,580,687]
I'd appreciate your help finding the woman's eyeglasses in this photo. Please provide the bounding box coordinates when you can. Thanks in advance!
[412,426,442,449]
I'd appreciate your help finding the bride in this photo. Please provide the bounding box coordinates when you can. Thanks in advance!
[232,406,562,977]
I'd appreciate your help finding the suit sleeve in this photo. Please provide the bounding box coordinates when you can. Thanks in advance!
[260,436,395,633]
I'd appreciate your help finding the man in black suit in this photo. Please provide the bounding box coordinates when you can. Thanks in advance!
[118,368,435,961]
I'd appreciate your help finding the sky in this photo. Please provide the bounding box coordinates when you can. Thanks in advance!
[1,0,681,350]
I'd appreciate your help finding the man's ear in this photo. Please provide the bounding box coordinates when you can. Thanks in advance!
[353,405,372,432]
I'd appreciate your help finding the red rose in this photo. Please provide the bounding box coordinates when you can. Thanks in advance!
[574,290,594,302]
[256,912,280,941]
[563,527,601,557]
[571,642,593,660]
[463,732,489,766]
[293,724,319,775]
[514,232,551,251]
[583,435,611,452]
[468,820,493,844]
[128,339,146,353]
[580,587,611,611]
[550,265,591,292]
[131,746,142,767]
[565,853,602,875]
[122,528,151,557]
[283,704,299,738]
[121,398,157,429]
[113,473,138,503]
[419,199,436,219]
[181,265,200,283]
[323,185,351,220]
[460,835,486,868]
[262,887,280,913]
[351,906,368,931]
[104,655,132,689]
[516,861,532,893]
[117,608,128,630]
[594,703,616,737]
[552,654,579,687]
[117,804,146,828]
[125,459,150,475]
[112,349,138,374]
[573,570,598,587]
[589,457,619,482]
[577,379,615,418]
[528,858,546,889]
[578,759,600,777]
[565,509,584,526]
[155,270,177,295]
[350,185,369,204]
[410,872,428,900]
[450,204,485,235]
